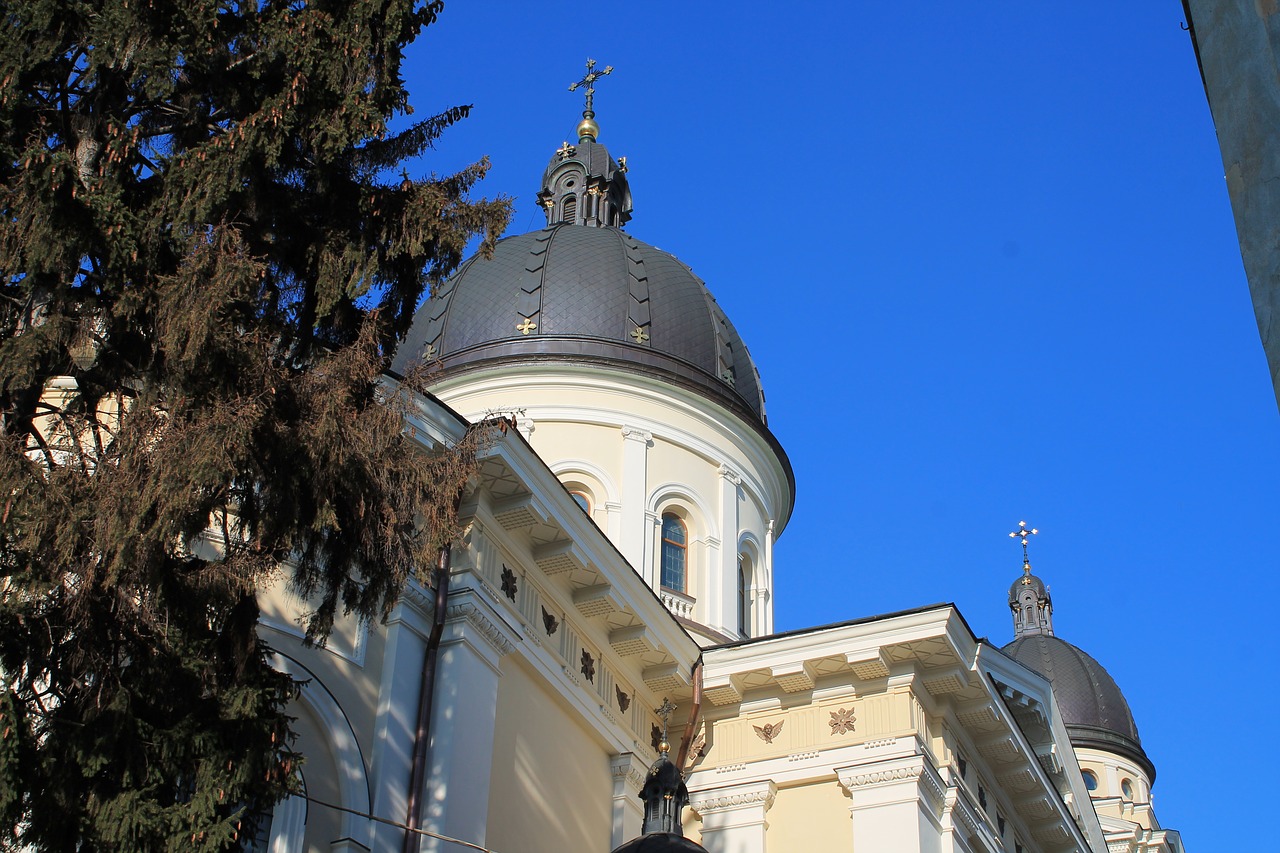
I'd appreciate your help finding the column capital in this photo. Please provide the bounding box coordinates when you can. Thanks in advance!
[688,779,777,816]
[610,752,648,796]
[621,424,653,443]
[444,589,519,662]
[835,753,946,810]
[717,463,742,486]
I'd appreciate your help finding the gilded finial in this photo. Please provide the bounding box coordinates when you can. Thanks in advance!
[655,698,676,754]
[568,58,613,142]
[1008,520,1039,574]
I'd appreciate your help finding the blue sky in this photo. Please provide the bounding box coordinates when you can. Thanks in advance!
[402,3,1279,847]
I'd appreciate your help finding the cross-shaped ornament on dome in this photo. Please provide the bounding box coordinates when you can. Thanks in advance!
[569,58,613,114]
[1009,520,1038,575]
[516,317,537,335]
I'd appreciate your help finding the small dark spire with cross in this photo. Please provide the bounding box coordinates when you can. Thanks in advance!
[655,698,676,752]
[1009,520,1039,572]
[569,57,613,115]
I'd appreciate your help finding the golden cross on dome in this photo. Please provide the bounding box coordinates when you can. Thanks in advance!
[630,325,649,343]
[516,317,537,335]
[1008,520,1038,570]
[569,58,613,114]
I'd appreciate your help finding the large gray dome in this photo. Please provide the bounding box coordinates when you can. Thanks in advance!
[1002,634,1155,781]
[393,223,769,426]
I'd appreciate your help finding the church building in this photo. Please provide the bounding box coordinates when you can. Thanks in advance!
[256,66,1188,853]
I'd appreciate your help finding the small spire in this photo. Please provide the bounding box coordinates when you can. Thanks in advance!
[1007,520,1053,639]
[655,697,676,753]
[635,698,689,837]
[568,57,613,142]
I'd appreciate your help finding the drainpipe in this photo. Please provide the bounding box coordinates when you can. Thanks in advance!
[675,659,704,772]
[402,544,452,853]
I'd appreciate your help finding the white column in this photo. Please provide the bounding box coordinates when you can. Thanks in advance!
[610,753,648,848]
[714,465,742,636]
[688,779,776,853]
[836,755,947,853]
[366,591,433,852]
[420,589,518,853]
[620,426,652,577]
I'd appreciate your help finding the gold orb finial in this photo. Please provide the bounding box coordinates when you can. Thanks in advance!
[576,113,600,142]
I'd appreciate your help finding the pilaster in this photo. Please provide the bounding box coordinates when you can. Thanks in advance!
[420,588,518,853]
[688,779,776,853]
[763,520,775,634]
[715,464,742,636]
[836,754,947,853]
[610,752,648,849]
[367,590,433,852]
[620,426,652,578]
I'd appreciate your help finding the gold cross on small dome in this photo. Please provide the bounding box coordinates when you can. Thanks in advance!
[630,326,649,343]
[516,317,537,335]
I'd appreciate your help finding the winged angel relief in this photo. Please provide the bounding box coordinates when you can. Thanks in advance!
[753,720,784,744]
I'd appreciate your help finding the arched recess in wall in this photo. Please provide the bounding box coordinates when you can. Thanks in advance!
[269,652,373,850]
[550,459,619,520]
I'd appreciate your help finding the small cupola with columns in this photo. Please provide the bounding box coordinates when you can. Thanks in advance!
[536,58,633,229]
[1007,520,1054,638]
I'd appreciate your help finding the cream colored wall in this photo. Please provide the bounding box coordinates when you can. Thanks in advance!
[433,364,791,641]
[257,577,386,763]
[1077,747,1158,830]
[485,656,613,853]
[700,688,923,767]
[767,781,854,852]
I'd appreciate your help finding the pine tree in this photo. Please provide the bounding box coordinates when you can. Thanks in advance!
[0,2,510,849]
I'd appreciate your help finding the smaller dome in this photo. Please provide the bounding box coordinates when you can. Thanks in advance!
[611,834,709,853]
[1008,572,1049,605]
[1003,634,1155,781]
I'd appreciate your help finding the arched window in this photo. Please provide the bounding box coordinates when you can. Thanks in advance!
[561,194,577,224]
[1082,769,1099,791]
[660,514,687,592]
[569,491,591,514]
[738,556,751,638]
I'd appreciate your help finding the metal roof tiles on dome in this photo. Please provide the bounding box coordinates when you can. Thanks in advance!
[1002,634,1155,781]
[392,223,771,428]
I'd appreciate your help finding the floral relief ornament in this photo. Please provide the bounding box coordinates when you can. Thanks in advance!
[616,685,631,712]
[500,565,518,601]
[580,648,595,683]
[829,707,856,735]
